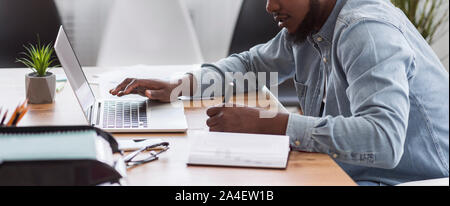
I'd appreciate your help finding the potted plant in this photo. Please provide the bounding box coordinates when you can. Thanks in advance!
[16,38,59,104]
[391,0,449,45]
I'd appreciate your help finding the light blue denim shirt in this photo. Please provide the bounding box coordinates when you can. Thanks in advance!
[190,0,449,185]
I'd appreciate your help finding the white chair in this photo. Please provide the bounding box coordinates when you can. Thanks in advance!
[397,178,449,186]
[97,0,204,67]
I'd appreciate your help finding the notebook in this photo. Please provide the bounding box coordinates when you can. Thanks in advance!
[0,130,113,165]
[187,132,290,169]
[0,126,124,186]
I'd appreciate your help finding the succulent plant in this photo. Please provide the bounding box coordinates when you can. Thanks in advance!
[16,36,59,77]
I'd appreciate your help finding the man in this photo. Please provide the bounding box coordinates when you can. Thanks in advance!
[110,0,449,186]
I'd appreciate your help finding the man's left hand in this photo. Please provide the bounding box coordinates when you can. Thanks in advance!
[206,104,290,135]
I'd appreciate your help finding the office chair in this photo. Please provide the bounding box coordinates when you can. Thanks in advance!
[0,0,61,68]
[228,0,299,106]
[97,0,203,67]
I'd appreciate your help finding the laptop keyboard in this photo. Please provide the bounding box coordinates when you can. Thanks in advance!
[103,100,148,129]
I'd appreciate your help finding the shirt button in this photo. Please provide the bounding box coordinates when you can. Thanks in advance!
[332,154,338,158]
[295,140,301,146]
[317,37,323,42]
[323,57,328,63]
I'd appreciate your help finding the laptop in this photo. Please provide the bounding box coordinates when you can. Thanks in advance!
[54,26,188,133]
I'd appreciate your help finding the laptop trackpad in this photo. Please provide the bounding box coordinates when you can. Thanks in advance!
[147,101,186,129]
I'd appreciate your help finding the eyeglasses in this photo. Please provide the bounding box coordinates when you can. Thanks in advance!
[123,142,169,168]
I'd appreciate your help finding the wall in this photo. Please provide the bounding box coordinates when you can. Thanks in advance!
[55,0,240,65]
[432,26,449,71]
[55,0,113,66]
[184,0,243,63]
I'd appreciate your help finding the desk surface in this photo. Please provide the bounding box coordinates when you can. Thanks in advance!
[0,67,356,186]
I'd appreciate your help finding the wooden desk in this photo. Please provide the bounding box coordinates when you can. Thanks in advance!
[0,68,356,186]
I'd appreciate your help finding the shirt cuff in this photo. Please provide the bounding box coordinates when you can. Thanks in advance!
[286,114,319,152]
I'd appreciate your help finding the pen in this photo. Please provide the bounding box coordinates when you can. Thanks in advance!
[178,96,215,101]
[56,82,66,93]
[223,82,235,104]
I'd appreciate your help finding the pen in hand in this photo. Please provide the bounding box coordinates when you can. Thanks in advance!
[223,82,235,105]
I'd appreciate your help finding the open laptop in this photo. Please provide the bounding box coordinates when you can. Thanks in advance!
[54,26,188,133]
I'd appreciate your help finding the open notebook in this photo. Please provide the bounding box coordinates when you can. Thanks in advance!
[188,132,290,169]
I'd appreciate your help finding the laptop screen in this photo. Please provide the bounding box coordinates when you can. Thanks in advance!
[54,26,96,122]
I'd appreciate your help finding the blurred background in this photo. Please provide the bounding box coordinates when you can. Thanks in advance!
[0,0,448,106]
[1,0,447,68]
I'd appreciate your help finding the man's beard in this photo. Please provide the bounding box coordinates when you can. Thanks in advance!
[292,0,321,43]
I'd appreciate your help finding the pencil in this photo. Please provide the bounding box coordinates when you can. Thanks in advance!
[0,110,8,126]
[0,107,3,126]
[6,103,21,126]
[11,111,21,126]
[6,99,28,126]
[14,104,29,126]
[19,99,28,110]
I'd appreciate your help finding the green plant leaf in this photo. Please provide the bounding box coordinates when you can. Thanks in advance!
[16,36,59,77]
[391,0,448,44]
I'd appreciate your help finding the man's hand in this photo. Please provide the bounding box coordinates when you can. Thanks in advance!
[110,78,182,102]
[206,104,290,135]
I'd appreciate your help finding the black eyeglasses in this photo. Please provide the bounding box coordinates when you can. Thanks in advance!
[123,142,169,168]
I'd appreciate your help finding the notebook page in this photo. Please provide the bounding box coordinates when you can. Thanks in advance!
[188,132,290,168]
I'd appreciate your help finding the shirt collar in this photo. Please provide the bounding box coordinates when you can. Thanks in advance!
[312,0,347,42]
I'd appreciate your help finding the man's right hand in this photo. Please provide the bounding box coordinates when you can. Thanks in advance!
[109,78,182,103]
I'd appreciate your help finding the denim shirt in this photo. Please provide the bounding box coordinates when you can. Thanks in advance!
[189,0,449,185]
